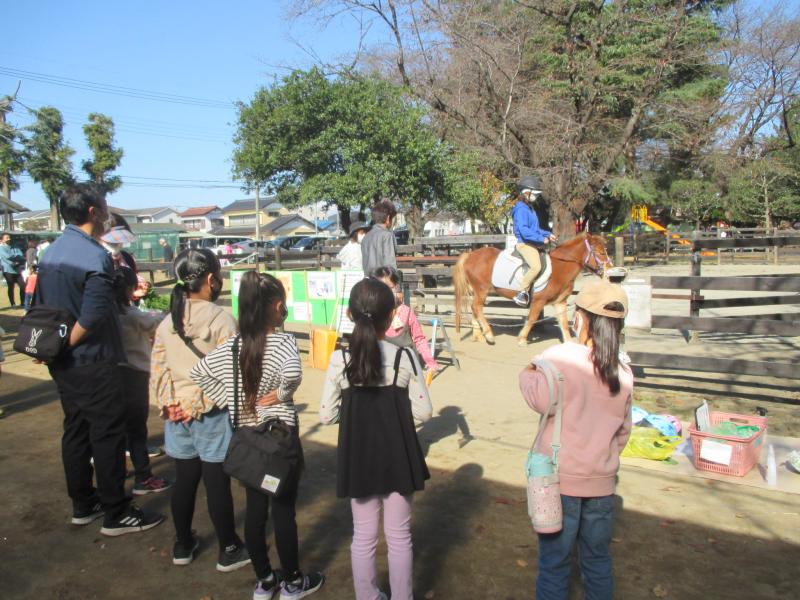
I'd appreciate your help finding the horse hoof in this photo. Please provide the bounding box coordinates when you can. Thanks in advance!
[517,338,529,347]
[485,335,496,345]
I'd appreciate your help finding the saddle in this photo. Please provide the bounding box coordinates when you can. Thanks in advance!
[491,247,552,293]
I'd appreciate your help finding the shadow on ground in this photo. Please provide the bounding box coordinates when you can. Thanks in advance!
[0,394,797,600]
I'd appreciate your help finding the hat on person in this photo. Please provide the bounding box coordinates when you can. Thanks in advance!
[349,221,368,237]
[516,175,542,194]
[100,226,137,246]
[575,280,628,318]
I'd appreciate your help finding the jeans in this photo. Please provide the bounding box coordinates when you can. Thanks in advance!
[536,494,615,600]
[50,362,129,520]
[23,292,33,311]
[351,492,413,600]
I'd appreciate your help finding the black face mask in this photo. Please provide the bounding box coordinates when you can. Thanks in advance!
[279,302,288,322]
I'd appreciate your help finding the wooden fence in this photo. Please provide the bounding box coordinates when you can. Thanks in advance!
[628,234,800,379]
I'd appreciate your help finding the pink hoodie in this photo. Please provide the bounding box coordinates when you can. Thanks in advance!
[519,342,633,497]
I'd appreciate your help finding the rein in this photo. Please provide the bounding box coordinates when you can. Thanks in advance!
[549,237,610,277]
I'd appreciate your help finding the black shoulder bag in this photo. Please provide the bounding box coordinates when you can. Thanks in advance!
[13,288,75,362]
[222,335,297,497]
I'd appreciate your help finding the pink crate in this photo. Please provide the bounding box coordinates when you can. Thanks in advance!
[688,412,768,477]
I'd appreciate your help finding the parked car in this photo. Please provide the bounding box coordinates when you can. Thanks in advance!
[269,235,308,250]
[290,236,329,252]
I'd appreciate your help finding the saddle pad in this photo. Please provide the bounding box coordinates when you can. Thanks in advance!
[491,249,552,292]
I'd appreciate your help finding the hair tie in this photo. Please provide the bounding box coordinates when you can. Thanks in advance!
[363,311,372,319]
[176,279,185,286]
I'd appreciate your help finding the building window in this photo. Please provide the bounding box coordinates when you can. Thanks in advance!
[268,211,280,217]
[229,214,256,227]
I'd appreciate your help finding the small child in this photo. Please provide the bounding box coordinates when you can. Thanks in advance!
[321,278,432,600]
[113,267,171,495]
[23,265,38,311]
[191,271,324,599]
[372,266,440,374]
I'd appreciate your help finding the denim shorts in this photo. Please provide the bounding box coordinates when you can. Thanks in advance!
[164,408,233,463]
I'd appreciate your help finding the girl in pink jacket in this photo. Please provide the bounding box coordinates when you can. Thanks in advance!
[519,280,633,600]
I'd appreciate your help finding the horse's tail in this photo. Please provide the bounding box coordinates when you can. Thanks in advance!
[453,252,472,333]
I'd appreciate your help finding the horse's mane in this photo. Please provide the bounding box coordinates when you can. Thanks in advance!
[550,231,590,259]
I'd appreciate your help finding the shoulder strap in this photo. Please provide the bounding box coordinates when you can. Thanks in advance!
[178,331,205,360]
[529,358,564,469]
[231,335,240,431]
[391,347,417,386]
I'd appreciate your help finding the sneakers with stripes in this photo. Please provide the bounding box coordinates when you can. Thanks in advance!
[280,572,324,599]
[100,504,164,537]
[71,501,104,525]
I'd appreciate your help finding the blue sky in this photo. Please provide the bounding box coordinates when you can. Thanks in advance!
[3,0,372,212]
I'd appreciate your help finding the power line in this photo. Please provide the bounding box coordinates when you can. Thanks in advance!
[0,66,235,109]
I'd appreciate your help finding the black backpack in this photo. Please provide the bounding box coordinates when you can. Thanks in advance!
[13,304,75,362]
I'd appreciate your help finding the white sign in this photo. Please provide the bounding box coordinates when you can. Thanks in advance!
[293,303,310,322]
[307,272,337,300]
[699,439,733,466]
[622,280,652,329]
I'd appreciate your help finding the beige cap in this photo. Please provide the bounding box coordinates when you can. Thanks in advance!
[575,280,628,318]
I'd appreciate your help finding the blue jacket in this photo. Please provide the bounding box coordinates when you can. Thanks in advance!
[37,225,125,369]
[0,242,24,273]
[512,200,550,244]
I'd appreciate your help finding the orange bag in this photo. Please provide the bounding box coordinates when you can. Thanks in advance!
[309,328,338,370]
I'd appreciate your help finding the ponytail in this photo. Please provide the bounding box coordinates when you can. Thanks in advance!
[345,278,396,385]
[238,272,286,414]
[585,302,625,394]
[169,248,221,340]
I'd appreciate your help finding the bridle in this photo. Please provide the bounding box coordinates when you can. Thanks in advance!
[582,238,612,277]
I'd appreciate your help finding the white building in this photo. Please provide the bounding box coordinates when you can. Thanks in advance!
[110,206,180,224]
[423,214,485,237]
[179,206,225,232]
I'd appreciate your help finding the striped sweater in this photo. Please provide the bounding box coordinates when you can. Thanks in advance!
[190,332,302,427]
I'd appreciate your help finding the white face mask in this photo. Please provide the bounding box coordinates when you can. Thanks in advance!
[571,313,584,338]
[356,232,366,243]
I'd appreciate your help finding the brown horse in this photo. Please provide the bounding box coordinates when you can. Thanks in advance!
[453,232,612,346]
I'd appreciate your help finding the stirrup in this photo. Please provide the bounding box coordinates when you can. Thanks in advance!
[514,291,530,307]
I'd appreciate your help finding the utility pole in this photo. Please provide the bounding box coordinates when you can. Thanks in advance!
[254,185,261,270]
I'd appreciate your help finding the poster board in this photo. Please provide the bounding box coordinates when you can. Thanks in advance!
[230,269,364,329]
[621,280,652,329]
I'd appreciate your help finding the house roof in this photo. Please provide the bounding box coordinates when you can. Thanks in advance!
[108,206,177,218]
[180,205,221,218]
[221,197,281,213]
[1,195,29,213]
[13,209,49,220]
[130,223,187,234]
[263,214,315,233]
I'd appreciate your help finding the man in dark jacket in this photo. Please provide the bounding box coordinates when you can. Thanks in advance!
[361,200,398,274]
[511,175,557,306]
[38,183,163,536]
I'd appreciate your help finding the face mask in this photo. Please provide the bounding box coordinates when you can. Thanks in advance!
[357,232,366,243]
[101,241,122,256]
[279,302,289,322]
[571,313,584,338]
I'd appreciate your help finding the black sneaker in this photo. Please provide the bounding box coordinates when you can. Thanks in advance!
[216,543,251,572]
[100,504,164,537]
[173,533,200,566]
[71,501,104,526]
[280,572,324,599]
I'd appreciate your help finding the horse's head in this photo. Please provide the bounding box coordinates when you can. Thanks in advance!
[581,233,613,276]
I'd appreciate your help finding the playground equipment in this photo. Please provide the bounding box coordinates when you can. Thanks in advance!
[630,205,692,246]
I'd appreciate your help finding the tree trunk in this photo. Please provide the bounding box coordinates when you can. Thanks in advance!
[337,203,352,235]
[551,201,575,240]
[49,196,61,231]
[405,205,425,240]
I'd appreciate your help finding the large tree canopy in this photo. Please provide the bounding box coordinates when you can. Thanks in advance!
[232,68,478,235]
[82,113,123,193]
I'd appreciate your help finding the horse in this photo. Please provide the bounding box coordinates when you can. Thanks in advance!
[453,232,613,346]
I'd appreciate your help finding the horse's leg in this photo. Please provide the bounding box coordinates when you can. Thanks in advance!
[555,298,570,342]
[476,300,495,345]
[471,289,494,344]
[471,318,485,343]
[518,295,546,346]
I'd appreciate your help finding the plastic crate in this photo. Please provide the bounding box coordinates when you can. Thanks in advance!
[688,412,767,477]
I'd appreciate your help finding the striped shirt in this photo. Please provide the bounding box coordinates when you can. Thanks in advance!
[190,332,302,427]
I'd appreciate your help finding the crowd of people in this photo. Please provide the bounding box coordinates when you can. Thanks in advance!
[3,181,633,600]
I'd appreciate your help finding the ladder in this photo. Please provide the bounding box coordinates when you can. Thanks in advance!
[428,317,460,371]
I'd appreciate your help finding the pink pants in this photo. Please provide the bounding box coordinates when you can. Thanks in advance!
[350,492,413,600]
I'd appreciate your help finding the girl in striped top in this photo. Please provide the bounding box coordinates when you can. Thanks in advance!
[191,271,324,600]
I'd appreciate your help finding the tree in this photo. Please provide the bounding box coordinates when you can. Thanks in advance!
[24,107,74,230]
[293,0,731,238]
[0,94,26,207]
[233,68,477,236]
[82,113,123,193]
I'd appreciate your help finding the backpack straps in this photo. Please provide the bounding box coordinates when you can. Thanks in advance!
[391,347,417,386]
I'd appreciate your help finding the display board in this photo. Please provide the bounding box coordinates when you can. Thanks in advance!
[230,269,364,333]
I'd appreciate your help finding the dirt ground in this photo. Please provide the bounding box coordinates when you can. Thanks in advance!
[1,279,799,600]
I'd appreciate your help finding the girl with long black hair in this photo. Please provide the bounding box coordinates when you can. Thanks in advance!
[150,248,249,571]
[191,271,324,600]
[320,278,432,600]
[519,279,633,600]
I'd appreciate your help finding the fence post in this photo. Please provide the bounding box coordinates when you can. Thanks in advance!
[773,227,779,265]
[147,247,153,262]
[614,236,624,267]
[664,232,670,262]
[275,246,282,270]
[689,234,702,343]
